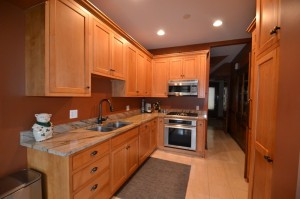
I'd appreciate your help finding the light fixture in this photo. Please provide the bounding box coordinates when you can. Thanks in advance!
[157,29,165,36]
[213,20,223,27]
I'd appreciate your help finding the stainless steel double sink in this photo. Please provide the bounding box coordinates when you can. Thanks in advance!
[88,121,132,132]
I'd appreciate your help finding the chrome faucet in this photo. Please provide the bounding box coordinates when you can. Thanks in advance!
[98,99,114,124]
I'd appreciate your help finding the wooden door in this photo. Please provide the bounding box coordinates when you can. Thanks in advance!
[126,137,139,176]
[111,144,127,193]
[152,59,169,97]
[169,58,182,79]
[251,48,278,198]
[256,0,280,54]
[49,0,90,95]
[126,45,138,96]
[136,52,147,96]
[139,122,151,164]
[182,56,197,79]
[92,19,111,76]
[111,33,125,79]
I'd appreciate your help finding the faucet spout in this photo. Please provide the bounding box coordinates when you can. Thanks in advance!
[98,99,114,124]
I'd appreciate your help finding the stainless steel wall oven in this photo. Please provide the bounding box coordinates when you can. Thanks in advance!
[164,117,197,151]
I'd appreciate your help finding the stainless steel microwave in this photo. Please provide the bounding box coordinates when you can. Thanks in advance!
[168,80,198,96]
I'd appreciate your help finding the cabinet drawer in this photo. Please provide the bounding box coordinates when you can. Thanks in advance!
[111,127,138,149]
[73,170,110,199]
[72,140,110,170]
[73,154,109,191]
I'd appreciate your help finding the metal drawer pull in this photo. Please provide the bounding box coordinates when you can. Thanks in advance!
[264,155,273,163]
[90,151,98,157]
[90,167,98,174]
[90,184,98,191]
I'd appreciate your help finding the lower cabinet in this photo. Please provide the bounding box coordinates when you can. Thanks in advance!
[27,140,111,199]
[139,119,157,165]
[110,127,139,193]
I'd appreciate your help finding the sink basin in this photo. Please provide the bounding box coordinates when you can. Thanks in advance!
[88,121,132,132]
[105,121,132,128]
[88,126,115,132]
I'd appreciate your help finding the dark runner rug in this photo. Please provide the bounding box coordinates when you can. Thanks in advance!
[116,157,191,199]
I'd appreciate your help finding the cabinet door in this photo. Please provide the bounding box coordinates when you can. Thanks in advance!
[157,118,164,147]
[111,144,127,193]
[126,45,138,96]
[196,120,205,156]
[92,19,111,76]
[145,58,152,96]
[198,54,208,98]
[256,0,280,54]
[127,137,139,176]
[111,33,125,78]
[49,0,90,95]
[139,122,151,164]
[182,56,197,79]
[169,59,183,79]
[136,52,147,96]
[152,59,169,97]
[150,119,157,152]
[251,48,278,199]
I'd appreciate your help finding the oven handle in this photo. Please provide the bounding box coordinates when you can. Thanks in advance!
[164,124,196,130]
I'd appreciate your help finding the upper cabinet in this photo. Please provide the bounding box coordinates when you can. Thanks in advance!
[152,59,169,97]
[152,51,209,98]
[112,43,151,97]
[25,0,91,96]
[92,18,126,80]
[256,0,280,55]
[169,56,198,79]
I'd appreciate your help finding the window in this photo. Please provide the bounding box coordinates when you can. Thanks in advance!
[208,87,215,110]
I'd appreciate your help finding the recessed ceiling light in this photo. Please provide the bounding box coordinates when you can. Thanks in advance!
[157,29,165,36]
[213,20,223,27]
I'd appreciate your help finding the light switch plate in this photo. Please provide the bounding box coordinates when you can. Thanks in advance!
[70,110,78,119]
[196,106,199,110]
[126,105,130,111]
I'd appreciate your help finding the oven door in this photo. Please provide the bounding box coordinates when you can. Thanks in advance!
[164,124,196,151]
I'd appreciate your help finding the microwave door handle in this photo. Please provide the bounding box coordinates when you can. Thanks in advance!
[164,125,195,130]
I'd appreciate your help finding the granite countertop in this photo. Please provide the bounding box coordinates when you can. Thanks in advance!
[20,110,207,157]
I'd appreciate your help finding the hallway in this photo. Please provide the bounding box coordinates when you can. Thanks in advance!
[151,123,248,199]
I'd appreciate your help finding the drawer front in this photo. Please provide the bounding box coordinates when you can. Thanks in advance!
[73,170,110,199]
[111,127,138,149]
[72,140,110,170]
[73,154,109,191]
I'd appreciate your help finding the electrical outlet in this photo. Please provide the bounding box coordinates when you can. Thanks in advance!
[196,106,199,110]
[70,110,78,119]
[126,105,130,111]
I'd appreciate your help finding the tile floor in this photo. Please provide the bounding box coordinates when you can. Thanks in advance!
[151,126,248,199]
[114,121,248,199]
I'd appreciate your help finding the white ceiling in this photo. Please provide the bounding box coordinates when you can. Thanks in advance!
[89,0,255,50]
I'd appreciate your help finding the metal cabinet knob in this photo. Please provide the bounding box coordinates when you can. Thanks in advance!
[264,155,273,163]
[90,151,98,157]
[90,184,98,191]
[270,26,281,35]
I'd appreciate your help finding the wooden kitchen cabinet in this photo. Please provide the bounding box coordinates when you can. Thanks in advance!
[169,56,198,79]
[25,0,91,96]
[112,44,151,97]
[27,140,111,199]
[139,121,151,164]
[152,59,169,97]
[197,53,209,98]
[139,119,157,164]
[111,127,139,193]
[256,0,280,55]
[196,119,206,157]
[150,119,158,152]
[92,17,126,80]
